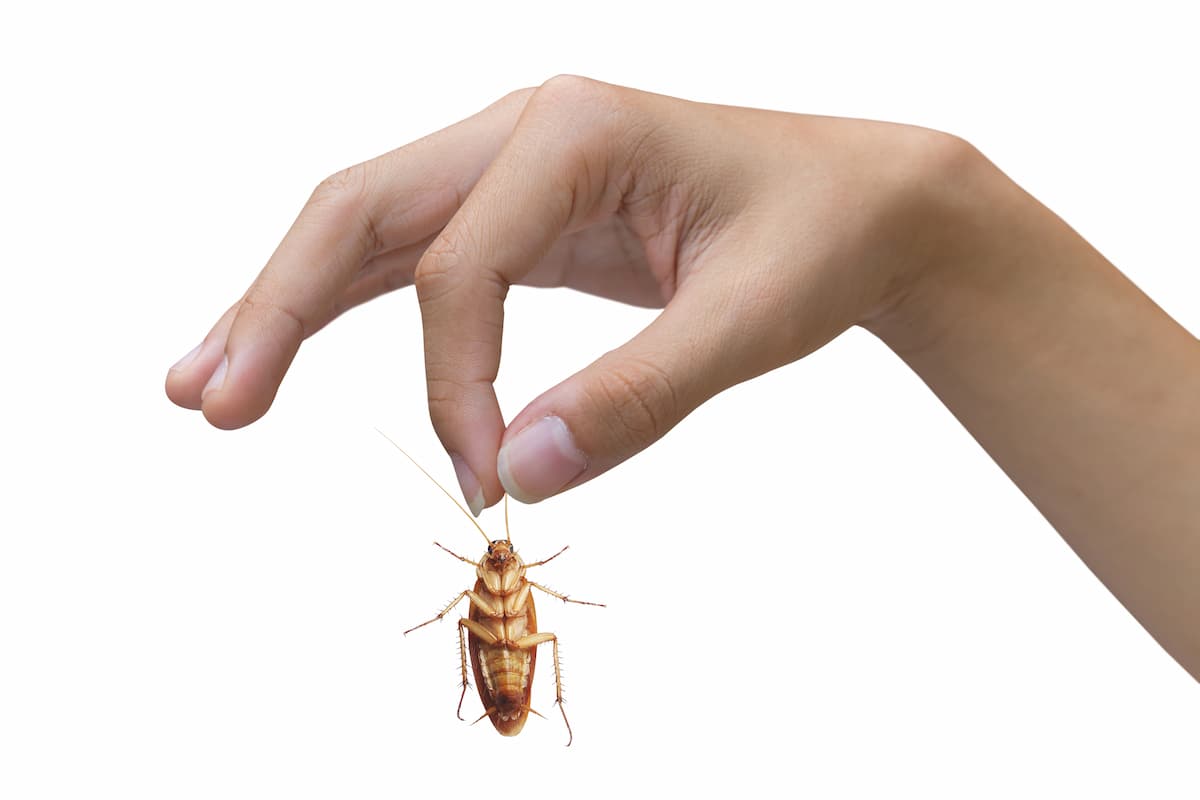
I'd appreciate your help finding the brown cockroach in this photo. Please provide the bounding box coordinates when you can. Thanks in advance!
[380,432,604,746]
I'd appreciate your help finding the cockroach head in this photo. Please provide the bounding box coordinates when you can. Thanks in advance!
[486,539,516,565]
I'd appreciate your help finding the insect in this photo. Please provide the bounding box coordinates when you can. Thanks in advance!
[380,432,604,746]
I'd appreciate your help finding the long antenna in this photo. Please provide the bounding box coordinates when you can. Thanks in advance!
[376,429,492,546]
[504,494,514,546]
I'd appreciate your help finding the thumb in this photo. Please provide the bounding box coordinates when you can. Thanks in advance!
[497,295,737,504]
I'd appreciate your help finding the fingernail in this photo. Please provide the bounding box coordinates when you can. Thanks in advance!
[171,342,203,372]
[202,355,228,399]
[497,416,587,504]
[450,453,485,517]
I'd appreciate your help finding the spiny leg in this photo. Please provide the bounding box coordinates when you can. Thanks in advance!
[433,541,478,566]
[550,637,571,747]
[463,591,506,618]
[512,631,573,746]
[528,580,606,608]
[455,620,471,721]
[524,545,569,568]
[460,618,500,644]
[403,590,468,636]
[456,620,501,722]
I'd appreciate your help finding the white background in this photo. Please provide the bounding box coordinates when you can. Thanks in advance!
[2,1,1197,797]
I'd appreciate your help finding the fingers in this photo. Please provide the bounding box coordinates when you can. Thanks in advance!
[331,218,663,327]
[164,301,240,410]
[165,89,534,429]
[197,178,379,429]
[496,280,739,504]
[413,76,641,511]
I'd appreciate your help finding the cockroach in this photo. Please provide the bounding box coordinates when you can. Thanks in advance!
[380,432,604,746]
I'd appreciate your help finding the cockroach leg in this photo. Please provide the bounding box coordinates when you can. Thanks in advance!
[460,617,500,645]
[456,621,471,721]
[433,541,479,566]
[527,580,606,608]
[403,590,469,636]
[511,632,556,648]
[523,545,569,568]
[551,638,572,747]
[464,591,504,618]
[512,631,573,746]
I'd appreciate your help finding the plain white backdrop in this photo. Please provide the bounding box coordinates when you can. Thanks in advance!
[1,1,1197,797]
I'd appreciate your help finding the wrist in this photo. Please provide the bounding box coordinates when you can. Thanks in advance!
[854,132,1200,681]
[859,135,1033,356]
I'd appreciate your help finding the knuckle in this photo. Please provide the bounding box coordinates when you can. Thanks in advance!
[589,358,679,447]
[308,162,384,257]
[413,236,465,304]
[240,294,310,340]
[528,74,617,125]
[425,375,475,427]
[524,75,631,219]
[310,163,372,214]
[426,374,468,405]
[538,73,602,99]
[496,86,537,110]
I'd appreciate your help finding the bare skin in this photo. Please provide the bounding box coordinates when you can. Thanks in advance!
[165,76,1200,680]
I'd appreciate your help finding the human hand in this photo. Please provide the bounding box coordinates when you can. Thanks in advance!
[165,75,969,514]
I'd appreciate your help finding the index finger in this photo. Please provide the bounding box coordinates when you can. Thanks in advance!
[413,76,640,512]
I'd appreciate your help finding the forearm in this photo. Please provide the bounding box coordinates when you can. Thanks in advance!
[866,147,1200,679]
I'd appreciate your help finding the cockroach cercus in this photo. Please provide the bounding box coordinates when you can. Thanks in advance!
[380,432,604,746]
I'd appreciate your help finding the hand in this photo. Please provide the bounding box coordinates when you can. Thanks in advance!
[165,75,973,513]
[165,76,1200,678]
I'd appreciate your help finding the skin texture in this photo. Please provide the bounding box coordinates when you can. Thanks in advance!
[165,76,1200,681]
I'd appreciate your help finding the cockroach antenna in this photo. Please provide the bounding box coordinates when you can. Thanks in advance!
[504,494,514,547]
[376,428,492,547]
